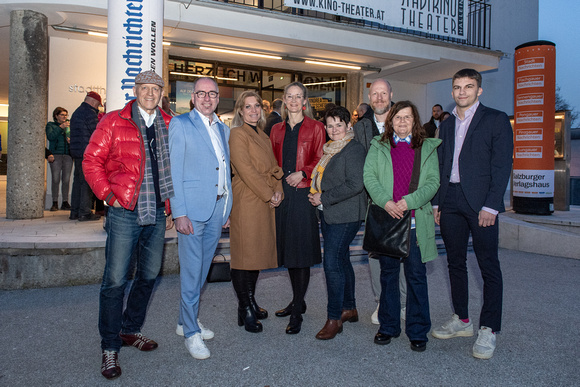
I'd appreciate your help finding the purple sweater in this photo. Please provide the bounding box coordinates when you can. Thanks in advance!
[391,142,415,215]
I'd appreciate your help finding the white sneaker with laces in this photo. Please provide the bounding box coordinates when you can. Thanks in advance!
[371,304,380,325]
[431,314,474,339]
[472,326,496,359]
[185,332,210,360]
[176,319,215,340]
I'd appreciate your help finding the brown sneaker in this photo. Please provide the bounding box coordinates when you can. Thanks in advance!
[101,350,121,380]
[119,333,158,351]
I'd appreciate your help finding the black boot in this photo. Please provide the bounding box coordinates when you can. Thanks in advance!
[247,270,268,319]
[231,269,262,333]
[275,301,307,317]
[50,201,58,211]
[286,306,303,335]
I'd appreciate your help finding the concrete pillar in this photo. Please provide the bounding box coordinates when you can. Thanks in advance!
[7,10,48,219]
[346,72,364,116]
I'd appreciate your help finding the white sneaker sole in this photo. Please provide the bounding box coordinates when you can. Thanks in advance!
[472,349,494,359]
[189,351,210,360]
[431,329,474,339]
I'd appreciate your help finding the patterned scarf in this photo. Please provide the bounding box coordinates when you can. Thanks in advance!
[310,130,354,194]
[132,102,174,226]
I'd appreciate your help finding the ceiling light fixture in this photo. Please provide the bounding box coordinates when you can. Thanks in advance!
[199,46,282,60]
[304,60,361,70]
[303,80,347,86]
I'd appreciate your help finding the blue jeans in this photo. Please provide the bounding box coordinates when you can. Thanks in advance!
[377,229,431,342]
[99,206,166,351]
[320,212,361,320]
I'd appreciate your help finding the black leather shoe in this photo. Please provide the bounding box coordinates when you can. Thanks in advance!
[285,315,303,334]
[69,213,79,220]
[79,213,101,222]
[275,301,307,317]
[374,332,400,345]
[410,340,427,352]
[60,201,71,210]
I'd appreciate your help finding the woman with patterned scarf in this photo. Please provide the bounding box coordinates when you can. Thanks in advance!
[308,105,367,340]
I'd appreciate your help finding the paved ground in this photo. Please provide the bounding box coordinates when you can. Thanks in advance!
[1,248,579,386]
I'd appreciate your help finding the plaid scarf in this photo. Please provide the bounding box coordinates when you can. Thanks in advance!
[310,130,354,194]
[132,102,174,226]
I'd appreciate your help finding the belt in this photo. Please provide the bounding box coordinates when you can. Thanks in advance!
[217,194,224,201]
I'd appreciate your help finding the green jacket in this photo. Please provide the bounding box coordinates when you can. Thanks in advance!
[46,121,69,155]
[363,136,441,263]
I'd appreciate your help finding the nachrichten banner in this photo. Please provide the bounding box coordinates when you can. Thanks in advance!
[284,0,467,39]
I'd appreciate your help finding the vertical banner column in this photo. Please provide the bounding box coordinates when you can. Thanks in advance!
[512,41,556,215]
[107,0,164,111]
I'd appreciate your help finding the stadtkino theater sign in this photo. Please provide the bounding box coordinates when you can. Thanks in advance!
[285,0,467,39]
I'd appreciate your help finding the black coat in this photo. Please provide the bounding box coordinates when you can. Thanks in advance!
[69,102,99,159]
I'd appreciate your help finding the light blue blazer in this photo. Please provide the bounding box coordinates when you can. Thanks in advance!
[169,109,232,224]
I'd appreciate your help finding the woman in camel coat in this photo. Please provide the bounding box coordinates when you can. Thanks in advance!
[229,90,284,333]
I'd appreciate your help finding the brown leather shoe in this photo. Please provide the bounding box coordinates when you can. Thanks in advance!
[340,309,359,323]
[315,319,343,340]
[119,333,158,351]
[101,350,121,380]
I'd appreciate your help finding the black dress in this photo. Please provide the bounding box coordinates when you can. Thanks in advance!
[275,121,322,268]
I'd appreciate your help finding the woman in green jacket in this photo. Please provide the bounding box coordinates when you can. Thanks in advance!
[46,106,72,211]
[363,101,441,352]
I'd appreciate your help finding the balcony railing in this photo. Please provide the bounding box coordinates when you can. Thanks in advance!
[198,0,491,49]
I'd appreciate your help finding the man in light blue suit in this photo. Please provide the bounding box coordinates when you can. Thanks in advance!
[168,77,232,360]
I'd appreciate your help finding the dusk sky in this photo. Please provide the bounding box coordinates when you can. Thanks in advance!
[539,0,580,124]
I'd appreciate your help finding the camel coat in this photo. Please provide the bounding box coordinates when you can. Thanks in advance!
[229,124,284,270]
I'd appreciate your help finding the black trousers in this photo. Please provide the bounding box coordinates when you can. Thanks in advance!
[439,183,503,332]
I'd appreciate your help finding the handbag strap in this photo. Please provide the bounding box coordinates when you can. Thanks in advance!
[408,146,422,194]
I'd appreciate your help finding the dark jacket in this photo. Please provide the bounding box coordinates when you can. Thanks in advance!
[270,116,326,189]
[423,117,438,138]
[433,103,513,213]
[264,111,282,136]
[319,140,367,224]
[353,106,379,153]
[46,121,69,155]
[69,102,99,159]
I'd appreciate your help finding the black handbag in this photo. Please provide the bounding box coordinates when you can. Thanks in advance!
[362,145,422,259]
[363,205,411,258]
[207,254,231,283]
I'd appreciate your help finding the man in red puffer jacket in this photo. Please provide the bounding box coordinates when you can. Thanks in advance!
[83,70,174,380]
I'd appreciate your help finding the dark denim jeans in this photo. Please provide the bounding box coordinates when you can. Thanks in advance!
[377,229,431,342]
[320,212,361,320]
[99,206,166,351]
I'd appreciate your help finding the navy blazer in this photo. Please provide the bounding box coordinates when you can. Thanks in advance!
[433,103,513,213]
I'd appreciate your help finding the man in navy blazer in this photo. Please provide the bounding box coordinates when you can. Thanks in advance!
[169,77,232,360]
[431,69,513,360]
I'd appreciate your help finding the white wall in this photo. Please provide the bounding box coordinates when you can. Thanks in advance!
[45,37,107,208]
[48,37,107,120]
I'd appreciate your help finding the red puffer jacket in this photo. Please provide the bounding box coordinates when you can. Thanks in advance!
[83,100,172,210]
[270,115,326,189]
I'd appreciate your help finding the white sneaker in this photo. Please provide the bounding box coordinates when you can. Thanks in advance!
[472,326,496,359]
[176,319,215,340]
[400,306,406,321]
[185,332,210,360]
[431,314,474,339]
[371,304,380,325]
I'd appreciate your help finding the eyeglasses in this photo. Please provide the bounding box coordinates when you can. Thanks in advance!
[285,94,304,101]
[194,91,219,99]
[58,113,68,117]
[393,115,413,122]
